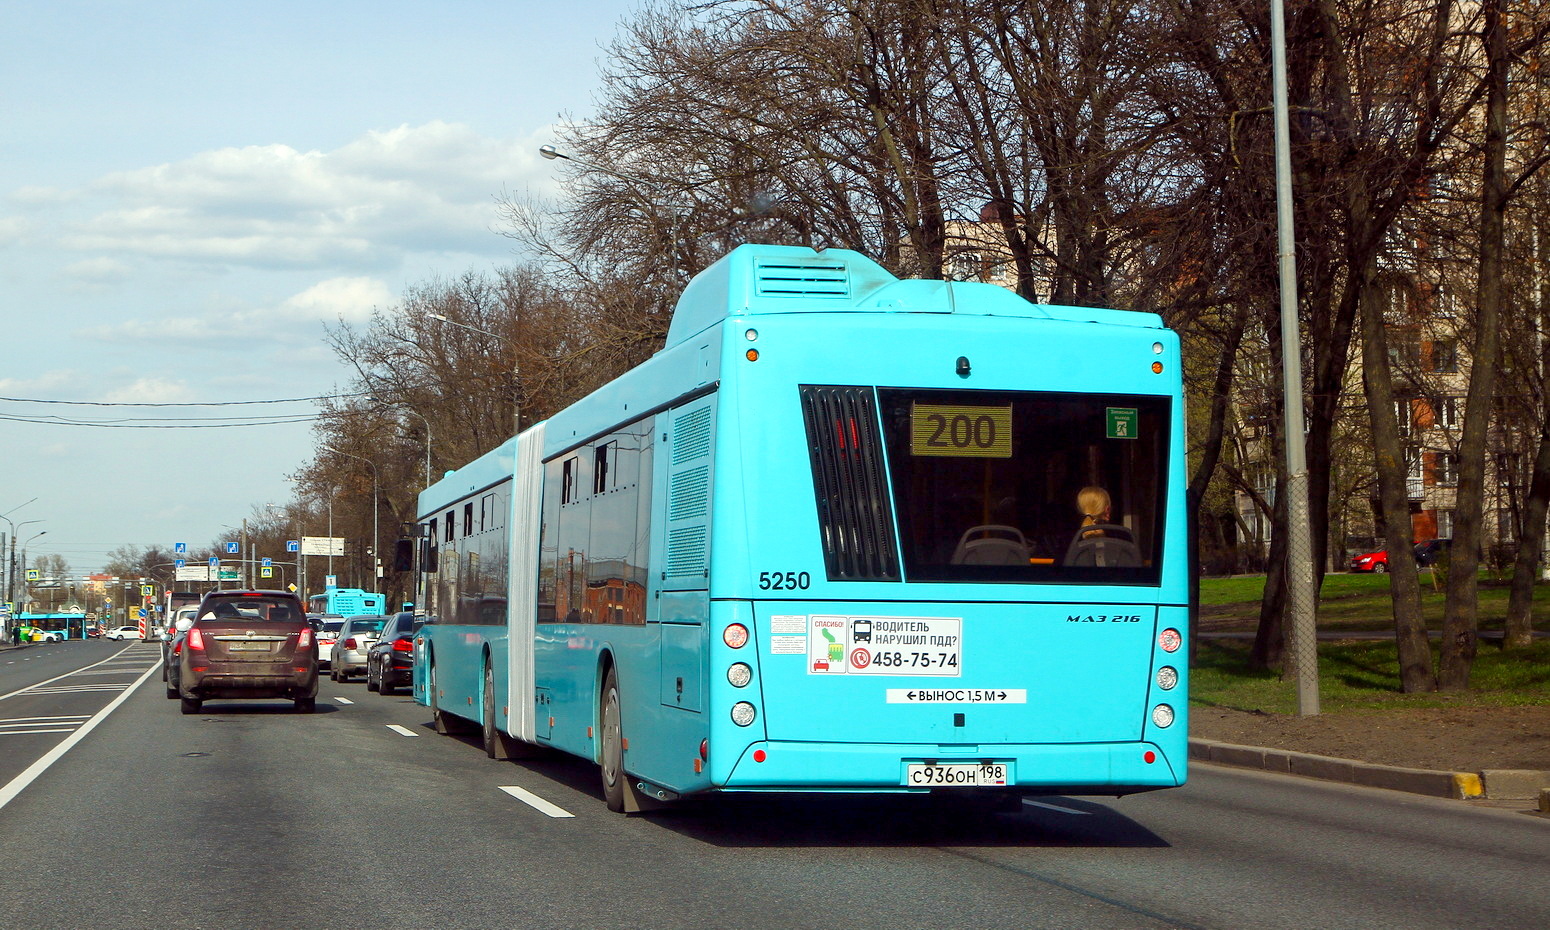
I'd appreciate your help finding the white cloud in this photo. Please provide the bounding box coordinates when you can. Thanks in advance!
[0,215,30,247]
[0,369,85,396]
[276,276,394,324]
[49,121,551,270]
[63,257,133,284]
[77,275,394,348]
[100,377,197,404]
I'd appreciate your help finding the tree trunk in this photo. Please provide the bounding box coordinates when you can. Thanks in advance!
[1358,255,1435,692]
[1440,0,1509,689]
[1252,475,1289,671]
[1504,212,1550,649]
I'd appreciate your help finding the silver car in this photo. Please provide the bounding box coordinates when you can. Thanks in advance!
[329,615,388,681]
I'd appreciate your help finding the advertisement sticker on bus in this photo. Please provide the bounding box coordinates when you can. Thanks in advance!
[807,615,962,676]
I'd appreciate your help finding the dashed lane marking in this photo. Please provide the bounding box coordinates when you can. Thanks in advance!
[499,785,574,818]
[385,725,418,737]
[0,715,93,737]
[21,684,132,695]
[334,697,354,705]
[1022,799,1091,815]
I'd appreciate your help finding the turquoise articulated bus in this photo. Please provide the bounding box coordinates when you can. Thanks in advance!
[413,244,1188,812]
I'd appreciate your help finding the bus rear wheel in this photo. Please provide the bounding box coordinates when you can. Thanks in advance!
[600,668,627,811]
[599,667,657,813]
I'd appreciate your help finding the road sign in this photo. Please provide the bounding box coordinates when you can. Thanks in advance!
[141,584,155,597]
[174,542,187,554]
[286,540,299,552]
[261,557,272,567]
[225,542,239,554]
[174,559,185,568]
[209,557,219,567]
[301,536,345,557]
[26,569,39,581]
[260,567,273,579]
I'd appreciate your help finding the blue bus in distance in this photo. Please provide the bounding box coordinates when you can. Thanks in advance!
[414,243,1188,812]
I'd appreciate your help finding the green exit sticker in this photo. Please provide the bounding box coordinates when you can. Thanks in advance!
[1106,407,1138,439]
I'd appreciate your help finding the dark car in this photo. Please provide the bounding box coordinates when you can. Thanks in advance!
[172,590,318,715]
[1415,538,1452,566]
[365,611,423,696]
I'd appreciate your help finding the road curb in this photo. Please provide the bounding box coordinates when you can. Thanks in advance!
[1185,737,1543,800]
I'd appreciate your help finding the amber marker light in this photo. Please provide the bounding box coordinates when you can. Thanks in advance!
[1151,361,1164,374]
[746,348,760,361]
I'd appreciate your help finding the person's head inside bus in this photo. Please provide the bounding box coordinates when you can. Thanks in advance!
[1077,485,1112,537]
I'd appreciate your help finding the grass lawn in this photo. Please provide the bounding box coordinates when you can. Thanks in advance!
[1200,570,1550,632]
[1191,638,1550,712]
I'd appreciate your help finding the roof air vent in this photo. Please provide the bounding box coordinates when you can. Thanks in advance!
[754,259,850,299]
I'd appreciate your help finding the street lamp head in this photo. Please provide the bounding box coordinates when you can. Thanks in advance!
[539,144,563,161]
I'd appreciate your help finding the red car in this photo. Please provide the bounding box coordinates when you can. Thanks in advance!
[1349,549,1389,572]
[1349,539,1452,573]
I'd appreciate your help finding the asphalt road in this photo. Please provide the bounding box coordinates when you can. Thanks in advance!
[1,641,1546,930]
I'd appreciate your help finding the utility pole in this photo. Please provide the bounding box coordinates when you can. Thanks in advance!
[1271,0,1320,715]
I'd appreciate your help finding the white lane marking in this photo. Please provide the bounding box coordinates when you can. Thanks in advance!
[0,716,93,724]
[334,697,354,705]
[22,685,130,695]
[0,662,162,811]
[0,643,148,703]
[0,729,77,736]
[385,724,419,737]
[499,785,574,819]
[1022,799,1091,815]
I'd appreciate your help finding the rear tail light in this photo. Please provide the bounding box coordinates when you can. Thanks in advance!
[297,628,313,649]
[723,624,749,649]
[1158,629,1181,653]
[1152,704,1175,728]
[344,637,358,649]
[392,637,413,653]
[1156,666,1179,690]
[187,628,206,651]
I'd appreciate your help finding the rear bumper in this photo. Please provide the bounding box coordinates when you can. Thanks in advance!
[713,739,1185,795]
[184,672,318,700]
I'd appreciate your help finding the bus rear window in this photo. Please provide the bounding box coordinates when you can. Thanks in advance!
[876,388,1170,585]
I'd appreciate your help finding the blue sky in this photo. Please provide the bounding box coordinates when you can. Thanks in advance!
[0,0,643,578]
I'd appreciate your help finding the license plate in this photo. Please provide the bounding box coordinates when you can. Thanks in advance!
[228,642,271,652]
[905,762,1010,787]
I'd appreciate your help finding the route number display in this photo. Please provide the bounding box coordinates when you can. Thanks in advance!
[909,403,1012,458]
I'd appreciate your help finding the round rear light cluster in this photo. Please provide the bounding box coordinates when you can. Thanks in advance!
[1156,666,1179,690]
[1152,704,1175,728]
[1157,628,1181,653]
[731,702,757,726]
[727,663,752,688]
[723,624,749,649]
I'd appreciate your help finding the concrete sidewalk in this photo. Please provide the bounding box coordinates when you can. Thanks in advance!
[1190,736,1550,807]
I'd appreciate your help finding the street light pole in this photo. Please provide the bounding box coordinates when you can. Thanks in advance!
[428,313,521,438]
[321,446,379,590]
[1271,0,1320,715]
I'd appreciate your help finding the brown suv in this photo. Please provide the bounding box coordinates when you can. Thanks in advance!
[173,590,318,714]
